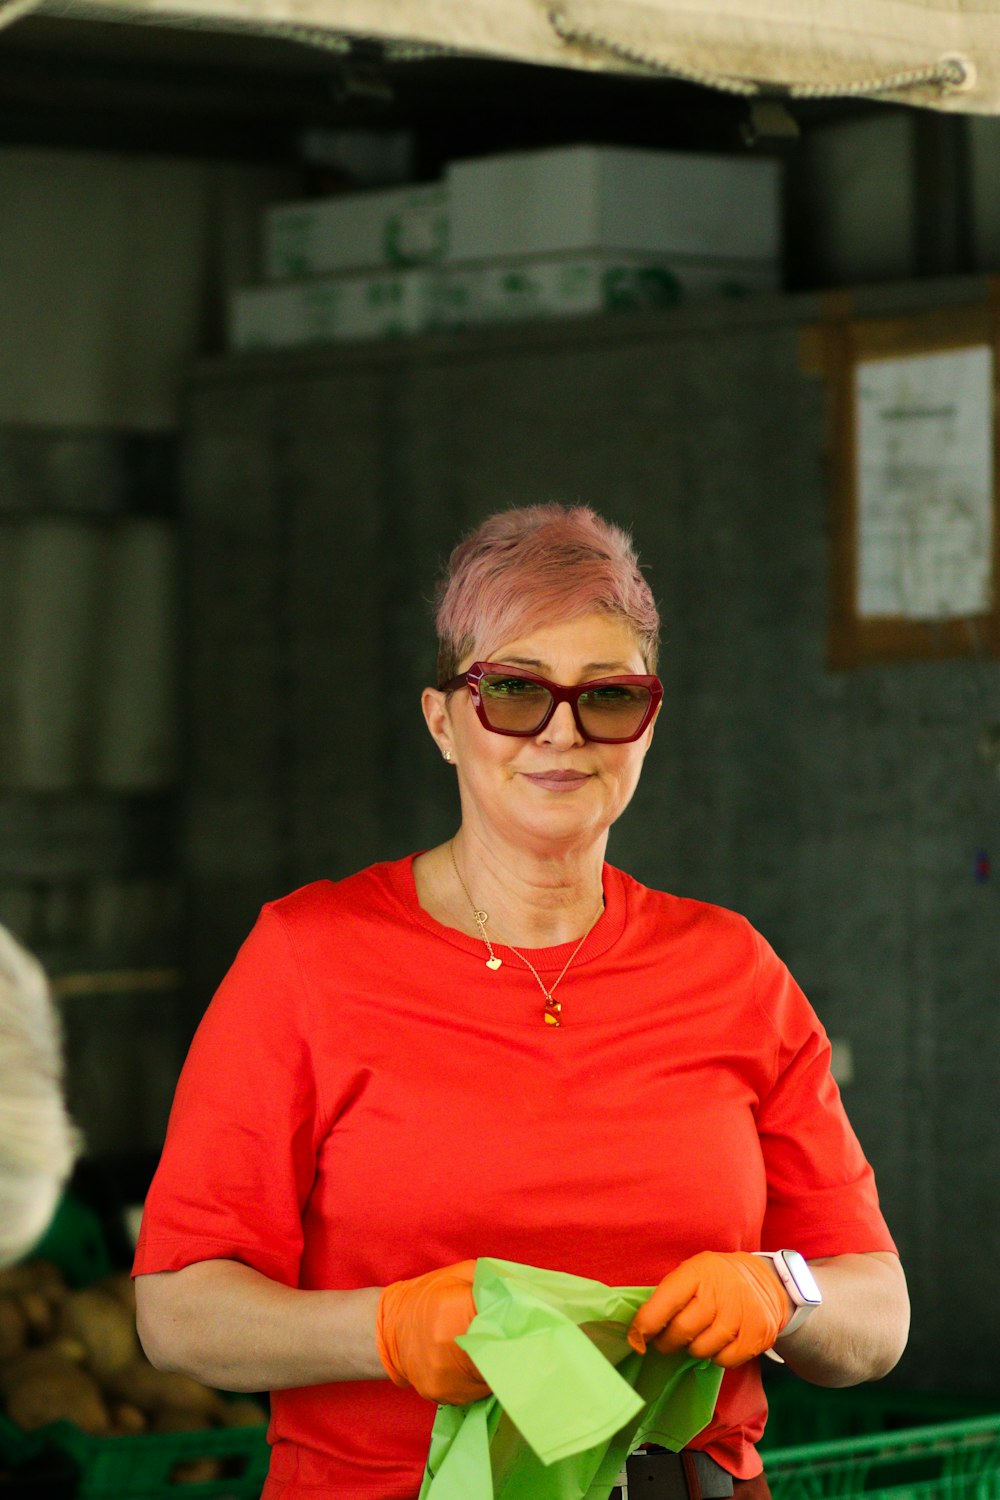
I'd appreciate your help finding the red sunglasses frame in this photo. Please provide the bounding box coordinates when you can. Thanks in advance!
[440,661,663,743]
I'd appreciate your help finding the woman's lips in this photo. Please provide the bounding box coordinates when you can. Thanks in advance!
[521,771,592,792]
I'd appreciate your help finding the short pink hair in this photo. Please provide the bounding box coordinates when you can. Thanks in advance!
[434,504,660,683]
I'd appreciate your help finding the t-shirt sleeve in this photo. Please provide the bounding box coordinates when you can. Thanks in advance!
[133,905,322,1286]
[751,930,897,1258]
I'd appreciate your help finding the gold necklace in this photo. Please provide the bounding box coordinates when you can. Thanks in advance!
[448,841,602,1028]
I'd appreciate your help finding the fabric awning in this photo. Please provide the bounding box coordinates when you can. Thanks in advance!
[8,0,1000,113]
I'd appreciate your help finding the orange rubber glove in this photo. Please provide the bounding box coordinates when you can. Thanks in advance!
[375,1259,490,1405]
[626,1251,794,1368]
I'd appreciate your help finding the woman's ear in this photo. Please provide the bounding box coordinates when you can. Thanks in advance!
[421,687,454,762]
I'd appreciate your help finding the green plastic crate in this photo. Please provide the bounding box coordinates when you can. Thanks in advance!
[42,1418,269,1500]
[0,1410,48,1473]
[762,1382,1000,1451]
[765,1414,1000,1500]
[0,1409,269,1500]
[1,1193,270,1498]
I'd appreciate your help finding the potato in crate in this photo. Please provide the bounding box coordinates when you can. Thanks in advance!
[0,1197,268,1498]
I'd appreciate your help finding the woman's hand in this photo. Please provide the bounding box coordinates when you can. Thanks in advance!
[627,1251,792,1367]
[376,1259,490,1405]
[627,1250,909,1386]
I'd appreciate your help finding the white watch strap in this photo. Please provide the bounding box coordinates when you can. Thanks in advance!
[781,1302,813,1336]
[754,1248,820,1360]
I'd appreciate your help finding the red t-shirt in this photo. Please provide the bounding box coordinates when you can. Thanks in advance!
[134,857,896,1499]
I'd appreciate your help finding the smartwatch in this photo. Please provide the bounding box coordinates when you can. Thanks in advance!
[754,1249,823,1347]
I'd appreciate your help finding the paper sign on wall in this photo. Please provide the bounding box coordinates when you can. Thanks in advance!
[855,345,993,620]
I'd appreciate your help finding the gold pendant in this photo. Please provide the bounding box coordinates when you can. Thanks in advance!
[544,1000,562,1027]
[486,956,502,971]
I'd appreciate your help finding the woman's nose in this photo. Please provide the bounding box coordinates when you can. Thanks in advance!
[538,699,586,747]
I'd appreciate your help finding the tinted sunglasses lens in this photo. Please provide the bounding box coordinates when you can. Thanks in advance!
[478,675,553,733]
[577,684,652,740]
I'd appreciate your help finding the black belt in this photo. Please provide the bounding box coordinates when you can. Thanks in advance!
[611,1448,735,1500]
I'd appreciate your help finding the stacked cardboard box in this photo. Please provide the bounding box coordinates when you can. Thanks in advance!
[229,146,782,352]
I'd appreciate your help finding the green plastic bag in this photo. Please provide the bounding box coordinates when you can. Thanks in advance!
[418,1258,723,1500]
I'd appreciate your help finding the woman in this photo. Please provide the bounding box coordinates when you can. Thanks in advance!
[134,504,909,1500]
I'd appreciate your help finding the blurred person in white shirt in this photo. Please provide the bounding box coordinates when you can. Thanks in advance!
[0,924,79,1266]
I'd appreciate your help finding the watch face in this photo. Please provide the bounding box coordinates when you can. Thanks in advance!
[782,1249,823,1305]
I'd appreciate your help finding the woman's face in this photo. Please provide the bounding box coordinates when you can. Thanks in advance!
[423,612,659,855]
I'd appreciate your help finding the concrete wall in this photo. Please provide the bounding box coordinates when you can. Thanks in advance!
[183,285,999,1394]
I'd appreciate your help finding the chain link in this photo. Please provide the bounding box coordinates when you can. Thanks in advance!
[548,5,761,93]
[548,6,972,102]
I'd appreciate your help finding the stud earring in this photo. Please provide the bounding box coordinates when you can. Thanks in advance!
[442,749,453,763]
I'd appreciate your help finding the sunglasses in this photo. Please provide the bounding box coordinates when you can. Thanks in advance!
[441,662,663,743]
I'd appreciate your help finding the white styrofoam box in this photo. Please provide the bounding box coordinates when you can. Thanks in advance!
[264,183,448,280]
[431,254,778,330]
[446,146,781,266]
[230,267,435,351]
[234,250,779,351]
